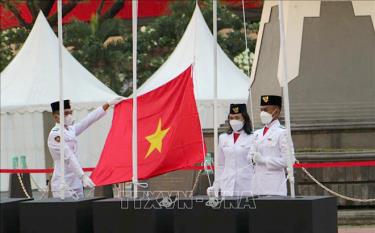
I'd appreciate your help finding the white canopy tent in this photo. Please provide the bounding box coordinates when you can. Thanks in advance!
[137,5,250,129]
[0,12,118,191]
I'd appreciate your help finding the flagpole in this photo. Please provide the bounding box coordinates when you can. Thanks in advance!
[57,0,65,200]
[132,0,139,199]
[213,0,219,196]
[278,0,295,198]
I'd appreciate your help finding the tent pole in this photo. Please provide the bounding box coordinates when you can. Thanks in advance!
[57,0,65,200]
[132,0,139,199]
[213,0,219,197]
[278,0,295,198]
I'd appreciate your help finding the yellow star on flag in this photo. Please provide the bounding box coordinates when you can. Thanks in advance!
[145,118,170,159]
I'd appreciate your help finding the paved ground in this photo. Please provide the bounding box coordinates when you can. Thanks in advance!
[338,226,375,233]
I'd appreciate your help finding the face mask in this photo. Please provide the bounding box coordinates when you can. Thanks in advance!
[260,111,273,125]
[64,114,74,126]
[229,120,244,132]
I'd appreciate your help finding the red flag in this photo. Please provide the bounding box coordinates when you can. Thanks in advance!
[91,66,204,186]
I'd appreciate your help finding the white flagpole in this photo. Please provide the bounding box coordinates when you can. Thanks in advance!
[278,0,295,198]
[213,0,219,196]
[132,0,139,199]
[57,0,65,200]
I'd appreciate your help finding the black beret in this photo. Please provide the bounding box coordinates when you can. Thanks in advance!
[260,95,282,108]
[229,104,247,114]
[50,100,71,112]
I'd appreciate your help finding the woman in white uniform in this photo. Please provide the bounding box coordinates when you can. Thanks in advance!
[207,104,254,197]
[248,95,295,196]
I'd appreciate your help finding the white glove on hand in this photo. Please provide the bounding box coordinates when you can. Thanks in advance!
[108,96,125,106]
[252,152,268,165]
[82,174,95,188]
[207,186,216,197]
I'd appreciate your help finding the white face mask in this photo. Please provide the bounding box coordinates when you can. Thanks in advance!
[64,114,74,126]
[229,120,244,132]
[260,111,273,125]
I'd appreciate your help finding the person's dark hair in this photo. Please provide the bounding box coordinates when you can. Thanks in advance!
[227,111,253,135]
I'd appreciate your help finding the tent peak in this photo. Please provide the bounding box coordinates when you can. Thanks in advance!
[1,6,117,113]
[137,0,249,100]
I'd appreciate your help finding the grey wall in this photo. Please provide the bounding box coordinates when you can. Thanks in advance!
[250,2,375,128]
[289,1,375,125]
[249,6,282,128]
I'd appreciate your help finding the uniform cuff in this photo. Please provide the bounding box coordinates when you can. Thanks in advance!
[96,106,107,117]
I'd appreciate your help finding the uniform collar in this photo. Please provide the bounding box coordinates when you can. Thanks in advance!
[232,129,247,135]
[229,130,246,145]
[55,123,69,130]
[265,119,280,129]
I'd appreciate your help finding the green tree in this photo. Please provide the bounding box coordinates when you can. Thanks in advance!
[0,0,125,75]
[0,27,28,70]
[129,0,258,95]
[1,0,259,96]
[64,16,130,94]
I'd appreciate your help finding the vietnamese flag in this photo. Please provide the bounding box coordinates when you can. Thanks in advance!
[91,66,205,186]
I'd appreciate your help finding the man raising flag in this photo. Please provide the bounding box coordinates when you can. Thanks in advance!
[91,66,205,186]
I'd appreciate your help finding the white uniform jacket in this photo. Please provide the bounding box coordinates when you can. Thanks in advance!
[48,107,106,193]
[214,130,254,197]
[250,120,295,196]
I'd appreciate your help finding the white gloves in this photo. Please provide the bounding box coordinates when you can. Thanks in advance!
[252,152,268,165]
[207,186,216,197]
[108,96,125,106]
[82,174,95,188]
[207,183,220,197]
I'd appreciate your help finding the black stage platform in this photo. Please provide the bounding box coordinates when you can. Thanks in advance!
[13,195,337,233]
[0,198,32,233]
[92,197,175,233]
[19,197,103,233]
[92,196,337,233]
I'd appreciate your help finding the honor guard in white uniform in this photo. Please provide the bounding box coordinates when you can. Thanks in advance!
[207,104,254,197]
[48,97,124,198]
[248,95,295,196]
